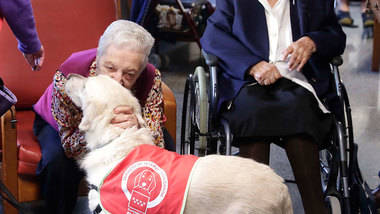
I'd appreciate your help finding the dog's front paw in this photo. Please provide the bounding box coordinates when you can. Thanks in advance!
[88,189,101,211]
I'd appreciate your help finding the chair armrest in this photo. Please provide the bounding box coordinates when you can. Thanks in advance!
[330,56,344,87]
[372,21,380,71]
[201,50,219,124]
[331,56,343,67]
[1,107,19,201]
[202,50,218,67]
[162,82,177,144]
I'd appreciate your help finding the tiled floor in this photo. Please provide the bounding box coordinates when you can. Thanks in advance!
[1,2,378,214]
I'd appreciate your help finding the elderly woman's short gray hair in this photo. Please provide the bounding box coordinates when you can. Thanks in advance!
[96,20,155,65]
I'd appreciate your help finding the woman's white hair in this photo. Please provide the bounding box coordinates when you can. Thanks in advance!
[96,20,155,65]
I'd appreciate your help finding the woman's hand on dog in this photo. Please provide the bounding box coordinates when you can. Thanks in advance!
[111,105,140,129]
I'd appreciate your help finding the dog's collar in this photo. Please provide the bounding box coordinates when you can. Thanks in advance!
[88,183,98,191]
[88,184,103,214]
[93,205,102,214]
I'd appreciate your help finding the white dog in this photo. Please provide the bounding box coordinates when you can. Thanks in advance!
[65,74,293,214]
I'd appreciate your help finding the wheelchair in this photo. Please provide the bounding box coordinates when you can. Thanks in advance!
[135,0,214,68]
[180,51,378,214]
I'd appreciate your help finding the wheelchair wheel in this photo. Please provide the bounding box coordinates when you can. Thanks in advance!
[321,150,344,214]
[180,67,209,156]
[181,75,195,155]
[320,122,341,191]
[326,196,343,214]
[320,122,345,213]
[320,148,335,192]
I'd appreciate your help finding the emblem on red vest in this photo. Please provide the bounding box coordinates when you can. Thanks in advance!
[99,144,198,214]
[123,161,168,214]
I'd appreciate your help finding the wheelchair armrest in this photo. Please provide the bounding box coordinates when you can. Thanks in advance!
[331,56,343,67]
[201,50,218,67]
[201,50,219,124]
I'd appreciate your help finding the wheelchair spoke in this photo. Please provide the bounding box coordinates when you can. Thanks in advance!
[320,149,333,192]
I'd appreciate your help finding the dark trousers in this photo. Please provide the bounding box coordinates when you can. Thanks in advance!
[33,114,84,214]
[163,126,176,152]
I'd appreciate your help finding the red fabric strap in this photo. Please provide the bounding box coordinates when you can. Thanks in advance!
[0,15,3,31]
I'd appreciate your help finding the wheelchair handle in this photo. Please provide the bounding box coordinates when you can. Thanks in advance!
[201,50,218,66]
[331,56,343,67]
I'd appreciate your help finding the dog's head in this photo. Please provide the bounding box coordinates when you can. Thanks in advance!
[65,74,146,150]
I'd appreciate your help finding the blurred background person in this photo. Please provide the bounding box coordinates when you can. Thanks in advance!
[336,0,375,28]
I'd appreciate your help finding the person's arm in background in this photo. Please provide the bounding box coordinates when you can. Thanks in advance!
[0,0,44,71]
[200,0,264,80]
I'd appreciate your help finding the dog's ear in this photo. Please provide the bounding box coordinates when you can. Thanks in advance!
[79,100,107,131]
[65,74,87,108]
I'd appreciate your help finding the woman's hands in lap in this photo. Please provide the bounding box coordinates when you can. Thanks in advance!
[111,105,139,129]
[249,36,316,86]
[249,61,282,85]
[282,36,316,72]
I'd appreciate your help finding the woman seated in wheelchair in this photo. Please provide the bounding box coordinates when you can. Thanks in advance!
[200,0,346,213]
[32,20,174,214]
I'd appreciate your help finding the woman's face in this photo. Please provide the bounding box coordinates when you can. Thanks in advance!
[97,44,146,89]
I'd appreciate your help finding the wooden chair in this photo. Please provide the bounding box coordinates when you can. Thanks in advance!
[0,1,115,213]
[372,19,380,72]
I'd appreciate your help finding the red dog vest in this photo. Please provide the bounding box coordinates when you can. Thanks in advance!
[99,144,198,214]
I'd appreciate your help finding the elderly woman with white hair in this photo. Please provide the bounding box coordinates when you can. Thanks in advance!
[32,20,172,214]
